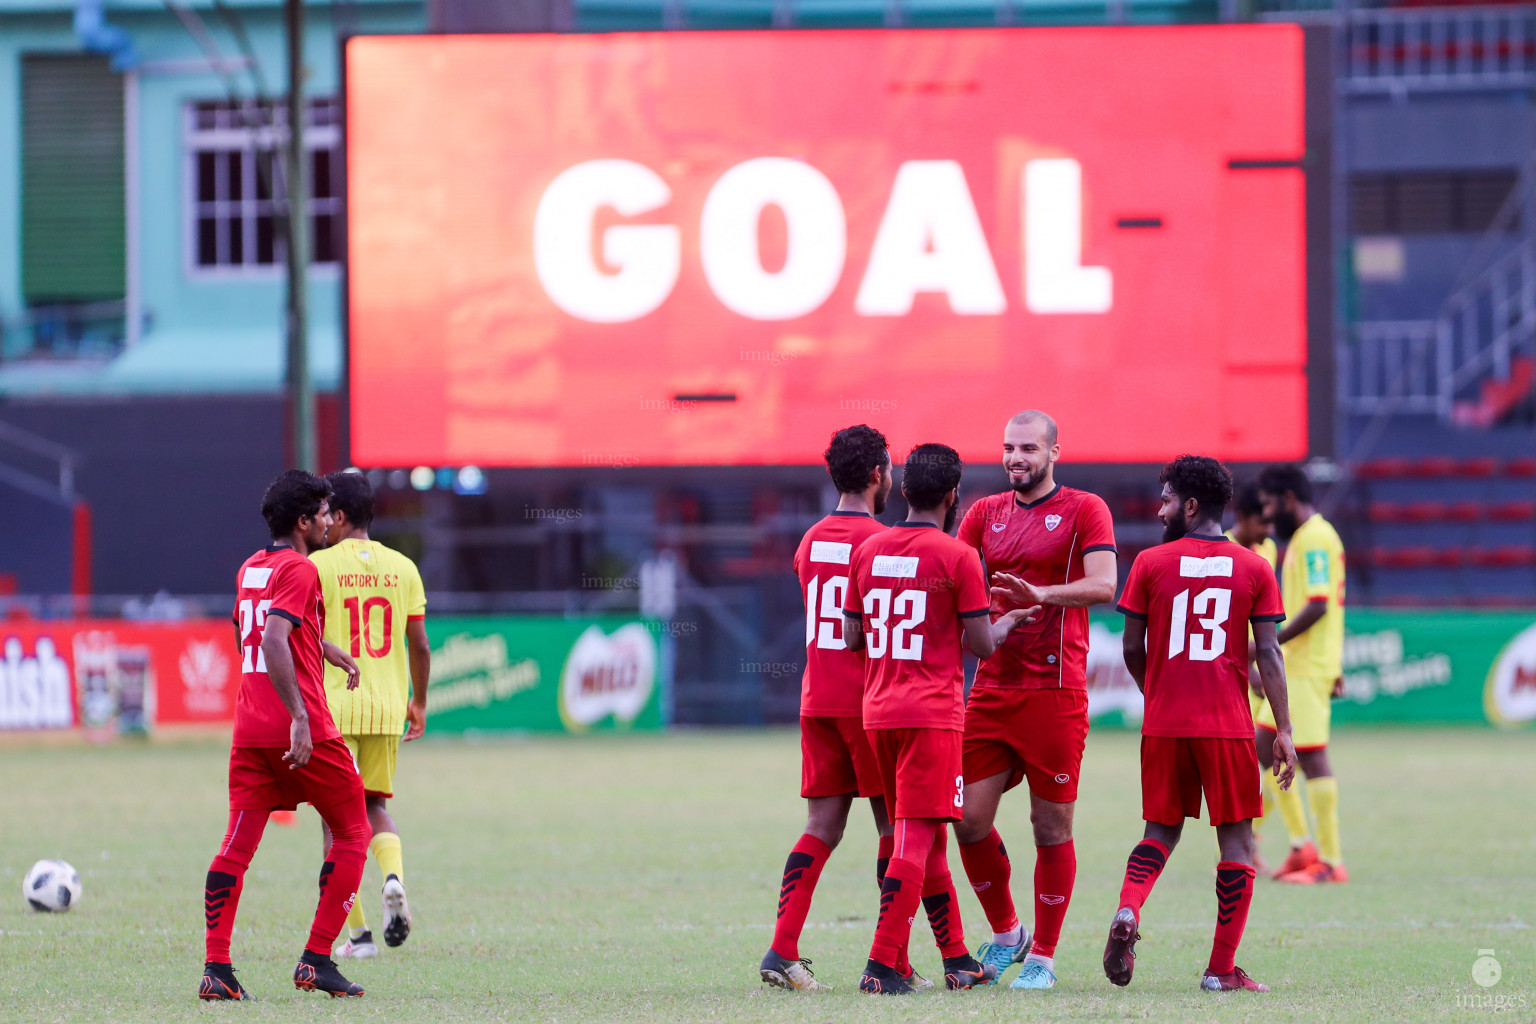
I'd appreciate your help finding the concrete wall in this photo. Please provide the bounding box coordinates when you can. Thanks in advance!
[0,0,423,395]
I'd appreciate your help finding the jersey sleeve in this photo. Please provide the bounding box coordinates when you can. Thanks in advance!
[956,497,987,551]
[1297,534,1335,603]
[841,551,865,618]
[267,558,316,626]
[955,546,990,617]
[1251,561,1286,622]
[1115,553,1149,619]
[405,559,427,619]
[1081,494,1117,555]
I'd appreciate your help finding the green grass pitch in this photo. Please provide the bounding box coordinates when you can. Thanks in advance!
[1,727,1531,1022]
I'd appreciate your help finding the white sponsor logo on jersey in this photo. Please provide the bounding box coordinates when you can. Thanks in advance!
[1179,555,1233,578]
[241,567,274,589]
[809,540,852,565]
[871,555,919,578]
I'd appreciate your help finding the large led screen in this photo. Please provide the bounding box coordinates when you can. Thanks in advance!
[346,26,1307,467]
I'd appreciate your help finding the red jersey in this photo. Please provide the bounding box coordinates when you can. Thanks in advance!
[957,485,1117,691]
[793,511,889,717]
[843,522,990,731]
[230,546,339,748]
[1116,533,1286,739]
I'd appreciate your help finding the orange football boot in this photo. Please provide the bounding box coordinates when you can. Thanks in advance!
[1277,861,1347,885]
[1271,840,1317,879]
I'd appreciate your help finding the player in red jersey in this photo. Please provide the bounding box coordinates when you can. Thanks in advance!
[760,424,900,992]
[199,471,374,1001]
[951,410,1118,989]
[842,444,1040,996]
[1105,455,1297,994]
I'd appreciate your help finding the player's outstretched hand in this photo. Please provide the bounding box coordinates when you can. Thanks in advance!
[997,604,1044,631]
[284,717,313,770]
[404,699,427,742]
[990,572,1046,609]
[322,640,362,690]
[1271,729,1298,791]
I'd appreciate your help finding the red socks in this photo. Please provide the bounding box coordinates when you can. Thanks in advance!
[876,834,894,888]
[308,799,371,957]
[1030,840,1075,957]
[918,829,968,959]
[769,834,832,961]
[869,819,942,970]
[870,858,926,969]
[958,828,1019,935]
[204,809,269,964]
[1117,838,1170,917]
[1209,862,1257,974]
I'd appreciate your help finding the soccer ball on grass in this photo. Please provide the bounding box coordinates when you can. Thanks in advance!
[23,859,81,912]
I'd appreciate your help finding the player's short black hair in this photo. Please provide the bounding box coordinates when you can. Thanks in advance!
[902,443,963,512]
[1234,480,1265,519]
[261,470,331,540]
[326,470,375,529]
[1258,463,1313,504]
[824,424,889,495]
[1160,455,1233,519]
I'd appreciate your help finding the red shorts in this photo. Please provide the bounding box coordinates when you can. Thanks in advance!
[1140,735,1262,826]
[867,727,964,822]
[962,687,1089,803]
[801,715,881,799]
[228,736,365,813]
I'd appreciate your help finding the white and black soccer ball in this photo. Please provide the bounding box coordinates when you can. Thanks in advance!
[23,859,81,913]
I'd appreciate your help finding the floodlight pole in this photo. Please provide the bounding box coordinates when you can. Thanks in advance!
[284,0,315,472]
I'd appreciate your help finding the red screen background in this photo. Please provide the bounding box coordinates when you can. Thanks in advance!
[346,26,1307,467]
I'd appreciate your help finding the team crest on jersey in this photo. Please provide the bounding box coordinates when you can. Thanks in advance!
[991,522,1006,533]
[1044,515,1062,531]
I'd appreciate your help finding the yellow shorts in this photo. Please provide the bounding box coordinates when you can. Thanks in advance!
[344,734,399,797]
[1254,675,1332,750]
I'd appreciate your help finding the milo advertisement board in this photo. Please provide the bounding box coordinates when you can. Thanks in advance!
[1084,609,1536,729]
[426,616,664,733]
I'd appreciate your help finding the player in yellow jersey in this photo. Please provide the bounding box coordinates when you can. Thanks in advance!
[311,471,431,956]
[1255,464,1347,884]
[1225,482,1279,874]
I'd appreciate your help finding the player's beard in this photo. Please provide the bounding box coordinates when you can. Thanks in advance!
[873,489,887,516]
[1162,504,1189,544]
[1271,507,1300,542]
[943,502,958,534]
[1009,465,1044,496]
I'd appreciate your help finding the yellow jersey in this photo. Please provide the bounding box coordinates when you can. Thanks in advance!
[1279,513,1345,681]
[1225,530,1278,572]
[311,537,426,735]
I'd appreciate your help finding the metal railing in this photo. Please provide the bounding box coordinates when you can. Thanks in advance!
[0,300,128,364]
[1341,244,1536,418]
[1258,3,1536,92]
[0,419,80,500]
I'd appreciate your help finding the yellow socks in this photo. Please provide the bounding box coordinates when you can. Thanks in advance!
[1272,774,1311,846]
[1310,777,1341,865]
[372,831,405,882]
[347,893,368,936]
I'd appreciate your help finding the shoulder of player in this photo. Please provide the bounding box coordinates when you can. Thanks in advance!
[1057,486,1112,516]
[961,491,1010,518]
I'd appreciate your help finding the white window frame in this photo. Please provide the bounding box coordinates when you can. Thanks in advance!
[183,98,342,280]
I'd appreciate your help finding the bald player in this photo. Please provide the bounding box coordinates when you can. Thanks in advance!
[953,411,1118,990]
